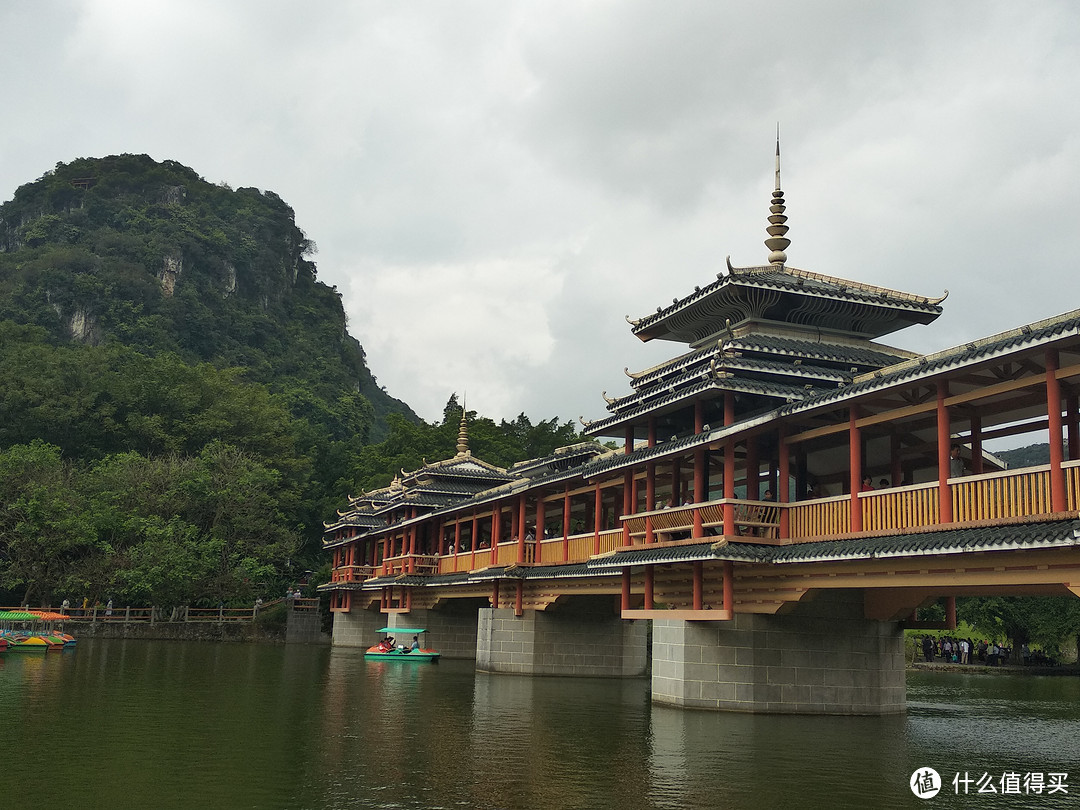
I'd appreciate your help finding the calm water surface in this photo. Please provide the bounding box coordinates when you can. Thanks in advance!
[1,639,1077,809]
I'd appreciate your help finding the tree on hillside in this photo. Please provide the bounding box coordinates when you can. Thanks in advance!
[0,442,99,605]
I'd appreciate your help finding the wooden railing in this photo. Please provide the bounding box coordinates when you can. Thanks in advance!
[331,564,377,583]
[1068,460,1080,511]
[860,483,939,532]
[951,465,1051,522]
[378,462,1080,580]
[786,495,850,538]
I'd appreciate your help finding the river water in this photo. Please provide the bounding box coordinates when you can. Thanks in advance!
[1,639,1077,809]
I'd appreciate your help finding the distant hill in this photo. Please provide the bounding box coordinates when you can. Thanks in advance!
[996,443,1050,469]
[0,154,415,442]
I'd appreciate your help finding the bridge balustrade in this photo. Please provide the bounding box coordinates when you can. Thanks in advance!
[395,461,1080,580]
[1067,461,1080,511]
[950,464,1052,522]
[786,495,850,537]
[331,564,377,584]
[860,483,939,532]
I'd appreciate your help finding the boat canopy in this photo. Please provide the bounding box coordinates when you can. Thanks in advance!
[376,627,426,634]
[0,611,37,621]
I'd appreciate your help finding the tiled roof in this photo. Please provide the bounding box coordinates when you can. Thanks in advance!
[727,334,911,368]
[589,542,717,569]
[776,309,1080,417]
[632,265,943,341]
[585,520,1080,568]
[610,355,842,413]
[586,376,809,435]
[716,519,1080,564]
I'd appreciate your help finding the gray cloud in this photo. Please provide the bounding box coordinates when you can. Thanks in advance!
[2,2,1079,427]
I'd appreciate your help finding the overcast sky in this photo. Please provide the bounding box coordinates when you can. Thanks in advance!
[3,3,1080,429]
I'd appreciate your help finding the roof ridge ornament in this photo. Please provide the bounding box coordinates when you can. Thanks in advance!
[764,129,791,266]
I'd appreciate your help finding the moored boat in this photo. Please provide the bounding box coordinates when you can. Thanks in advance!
[364,627,440,662]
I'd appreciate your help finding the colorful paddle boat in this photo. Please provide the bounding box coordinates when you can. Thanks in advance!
[364,627,440,662]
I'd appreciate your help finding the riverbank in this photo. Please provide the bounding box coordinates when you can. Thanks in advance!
[910,661,1080,676]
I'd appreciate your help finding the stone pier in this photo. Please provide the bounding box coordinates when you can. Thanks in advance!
[330,606,385,648]
[476,598,648,677]
[651,590,905,714]
[386,604,481,660]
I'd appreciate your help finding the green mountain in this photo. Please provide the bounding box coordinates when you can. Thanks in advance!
[0,153,415,443]
[0,154,583,608]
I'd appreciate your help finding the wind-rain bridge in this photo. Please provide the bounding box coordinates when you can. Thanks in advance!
[321,150,1080,713]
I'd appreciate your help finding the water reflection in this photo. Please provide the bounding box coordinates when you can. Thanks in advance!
[2,641,1078,810]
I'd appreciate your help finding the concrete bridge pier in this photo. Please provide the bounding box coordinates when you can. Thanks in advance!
[651,590,905,714]
[330,606,385,648]
[388,604,481,660]
[476,599,648,677]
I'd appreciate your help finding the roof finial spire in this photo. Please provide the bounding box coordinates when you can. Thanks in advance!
[765,126,790,266]
[456,395,470,456]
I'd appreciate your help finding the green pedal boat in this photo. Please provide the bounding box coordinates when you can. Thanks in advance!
[364,627,440,662]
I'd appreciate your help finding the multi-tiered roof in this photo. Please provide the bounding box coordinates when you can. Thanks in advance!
[587,141,946,441]
[324,412,515,550]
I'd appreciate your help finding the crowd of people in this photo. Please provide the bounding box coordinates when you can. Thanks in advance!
[918,636,1057,667]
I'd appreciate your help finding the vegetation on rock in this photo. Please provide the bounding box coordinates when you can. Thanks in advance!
[0,155,582,608]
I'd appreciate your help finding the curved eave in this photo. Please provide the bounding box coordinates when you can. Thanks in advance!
[632,267,942,344]
[587,376,813,438]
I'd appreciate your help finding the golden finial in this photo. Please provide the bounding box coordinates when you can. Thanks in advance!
[765,128,791,266]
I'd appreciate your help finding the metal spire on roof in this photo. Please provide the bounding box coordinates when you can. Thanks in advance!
[456,400,470,457]
[765,129,790,266]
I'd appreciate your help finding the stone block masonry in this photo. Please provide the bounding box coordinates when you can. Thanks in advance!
[651,589,905,714]
[476,600,648,677]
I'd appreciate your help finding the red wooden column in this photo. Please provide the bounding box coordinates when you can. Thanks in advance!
[645,462,656,542]
[778,425,790,539]
[648,416,657,447]
[936,383,953,524]
[671,459,682,504]
[621,569,631,611]
[623,471,633,546]
[490,506,500,566]
[453,518,462,571]
[693,448,706,538]
[693,399,706,538]
[692,561,703,610]
[535,495,546,562]
[470,510,479,567]
[849,406,862,532]
[1046,349,1066,512]
[723,560,733,614]
[562,484,571,562]
[945,596,957,630]
[407,508,417,572]
[593,482,603,555]
[517,495,527,563]
[515,581,523,616]
[644,567,654,609]
[1066,391,1079,461]
[382,531,391,575]
[625,427,633,454]
[723,392,735,536]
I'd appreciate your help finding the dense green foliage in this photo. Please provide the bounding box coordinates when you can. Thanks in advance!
[0,154,413,442]
[0,155,583,607]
